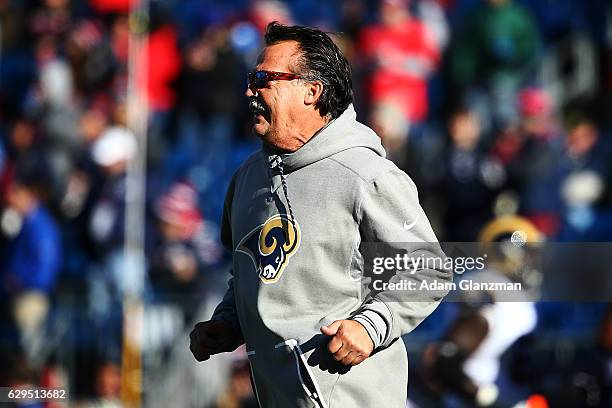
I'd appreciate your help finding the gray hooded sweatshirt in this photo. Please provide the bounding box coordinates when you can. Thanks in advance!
[211,104,451,407]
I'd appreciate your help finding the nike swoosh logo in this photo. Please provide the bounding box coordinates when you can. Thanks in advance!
[403,219,417,230]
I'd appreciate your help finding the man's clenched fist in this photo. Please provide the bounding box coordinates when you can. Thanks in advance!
[320,320,374,366]
[189,320,244,362]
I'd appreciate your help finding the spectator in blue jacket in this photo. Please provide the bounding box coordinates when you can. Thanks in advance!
[2,159,61,295]
[1,157,61,359]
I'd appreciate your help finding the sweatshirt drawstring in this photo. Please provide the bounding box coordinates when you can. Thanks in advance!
[270,155,296,223]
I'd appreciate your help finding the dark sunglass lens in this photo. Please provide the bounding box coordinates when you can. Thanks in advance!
[255,71,268,88]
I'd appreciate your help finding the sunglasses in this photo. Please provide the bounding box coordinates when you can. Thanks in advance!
[247,70,301,90]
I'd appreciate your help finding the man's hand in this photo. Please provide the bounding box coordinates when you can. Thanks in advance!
[320,320,374,366]
[189,320,244,362]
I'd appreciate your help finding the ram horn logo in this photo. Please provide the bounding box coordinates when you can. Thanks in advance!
[236,214,301,284]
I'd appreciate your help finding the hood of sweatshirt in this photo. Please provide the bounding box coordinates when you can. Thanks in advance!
[264,104,386,173]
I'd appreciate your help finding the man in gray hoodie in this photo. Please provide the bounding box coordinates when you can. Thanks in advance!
[190,22,452,407]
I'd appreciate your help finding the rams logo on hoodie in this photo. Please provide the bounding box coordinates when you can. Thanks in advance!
[236,214,301,284]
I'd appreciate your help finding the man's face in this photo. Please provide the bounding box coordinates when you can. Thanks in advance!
[7,183,35,215]
[246,41,308,150]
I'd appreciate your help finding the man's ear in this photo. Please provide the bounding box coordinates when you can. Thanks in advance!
[304,81,324,106]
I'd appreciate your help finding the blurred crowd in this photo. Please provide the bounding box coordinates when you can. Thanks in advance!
[0,0,611,407]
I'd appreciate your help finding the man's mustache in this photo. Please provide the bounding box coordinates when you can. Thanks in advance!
[249,97,268,115]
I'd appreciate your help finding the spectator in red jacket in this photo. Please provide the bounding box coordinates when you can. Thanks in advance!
[358,0,441,128]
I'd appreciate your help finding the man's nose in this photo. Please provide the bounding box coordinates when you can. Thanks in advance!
[245,86,255,97]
